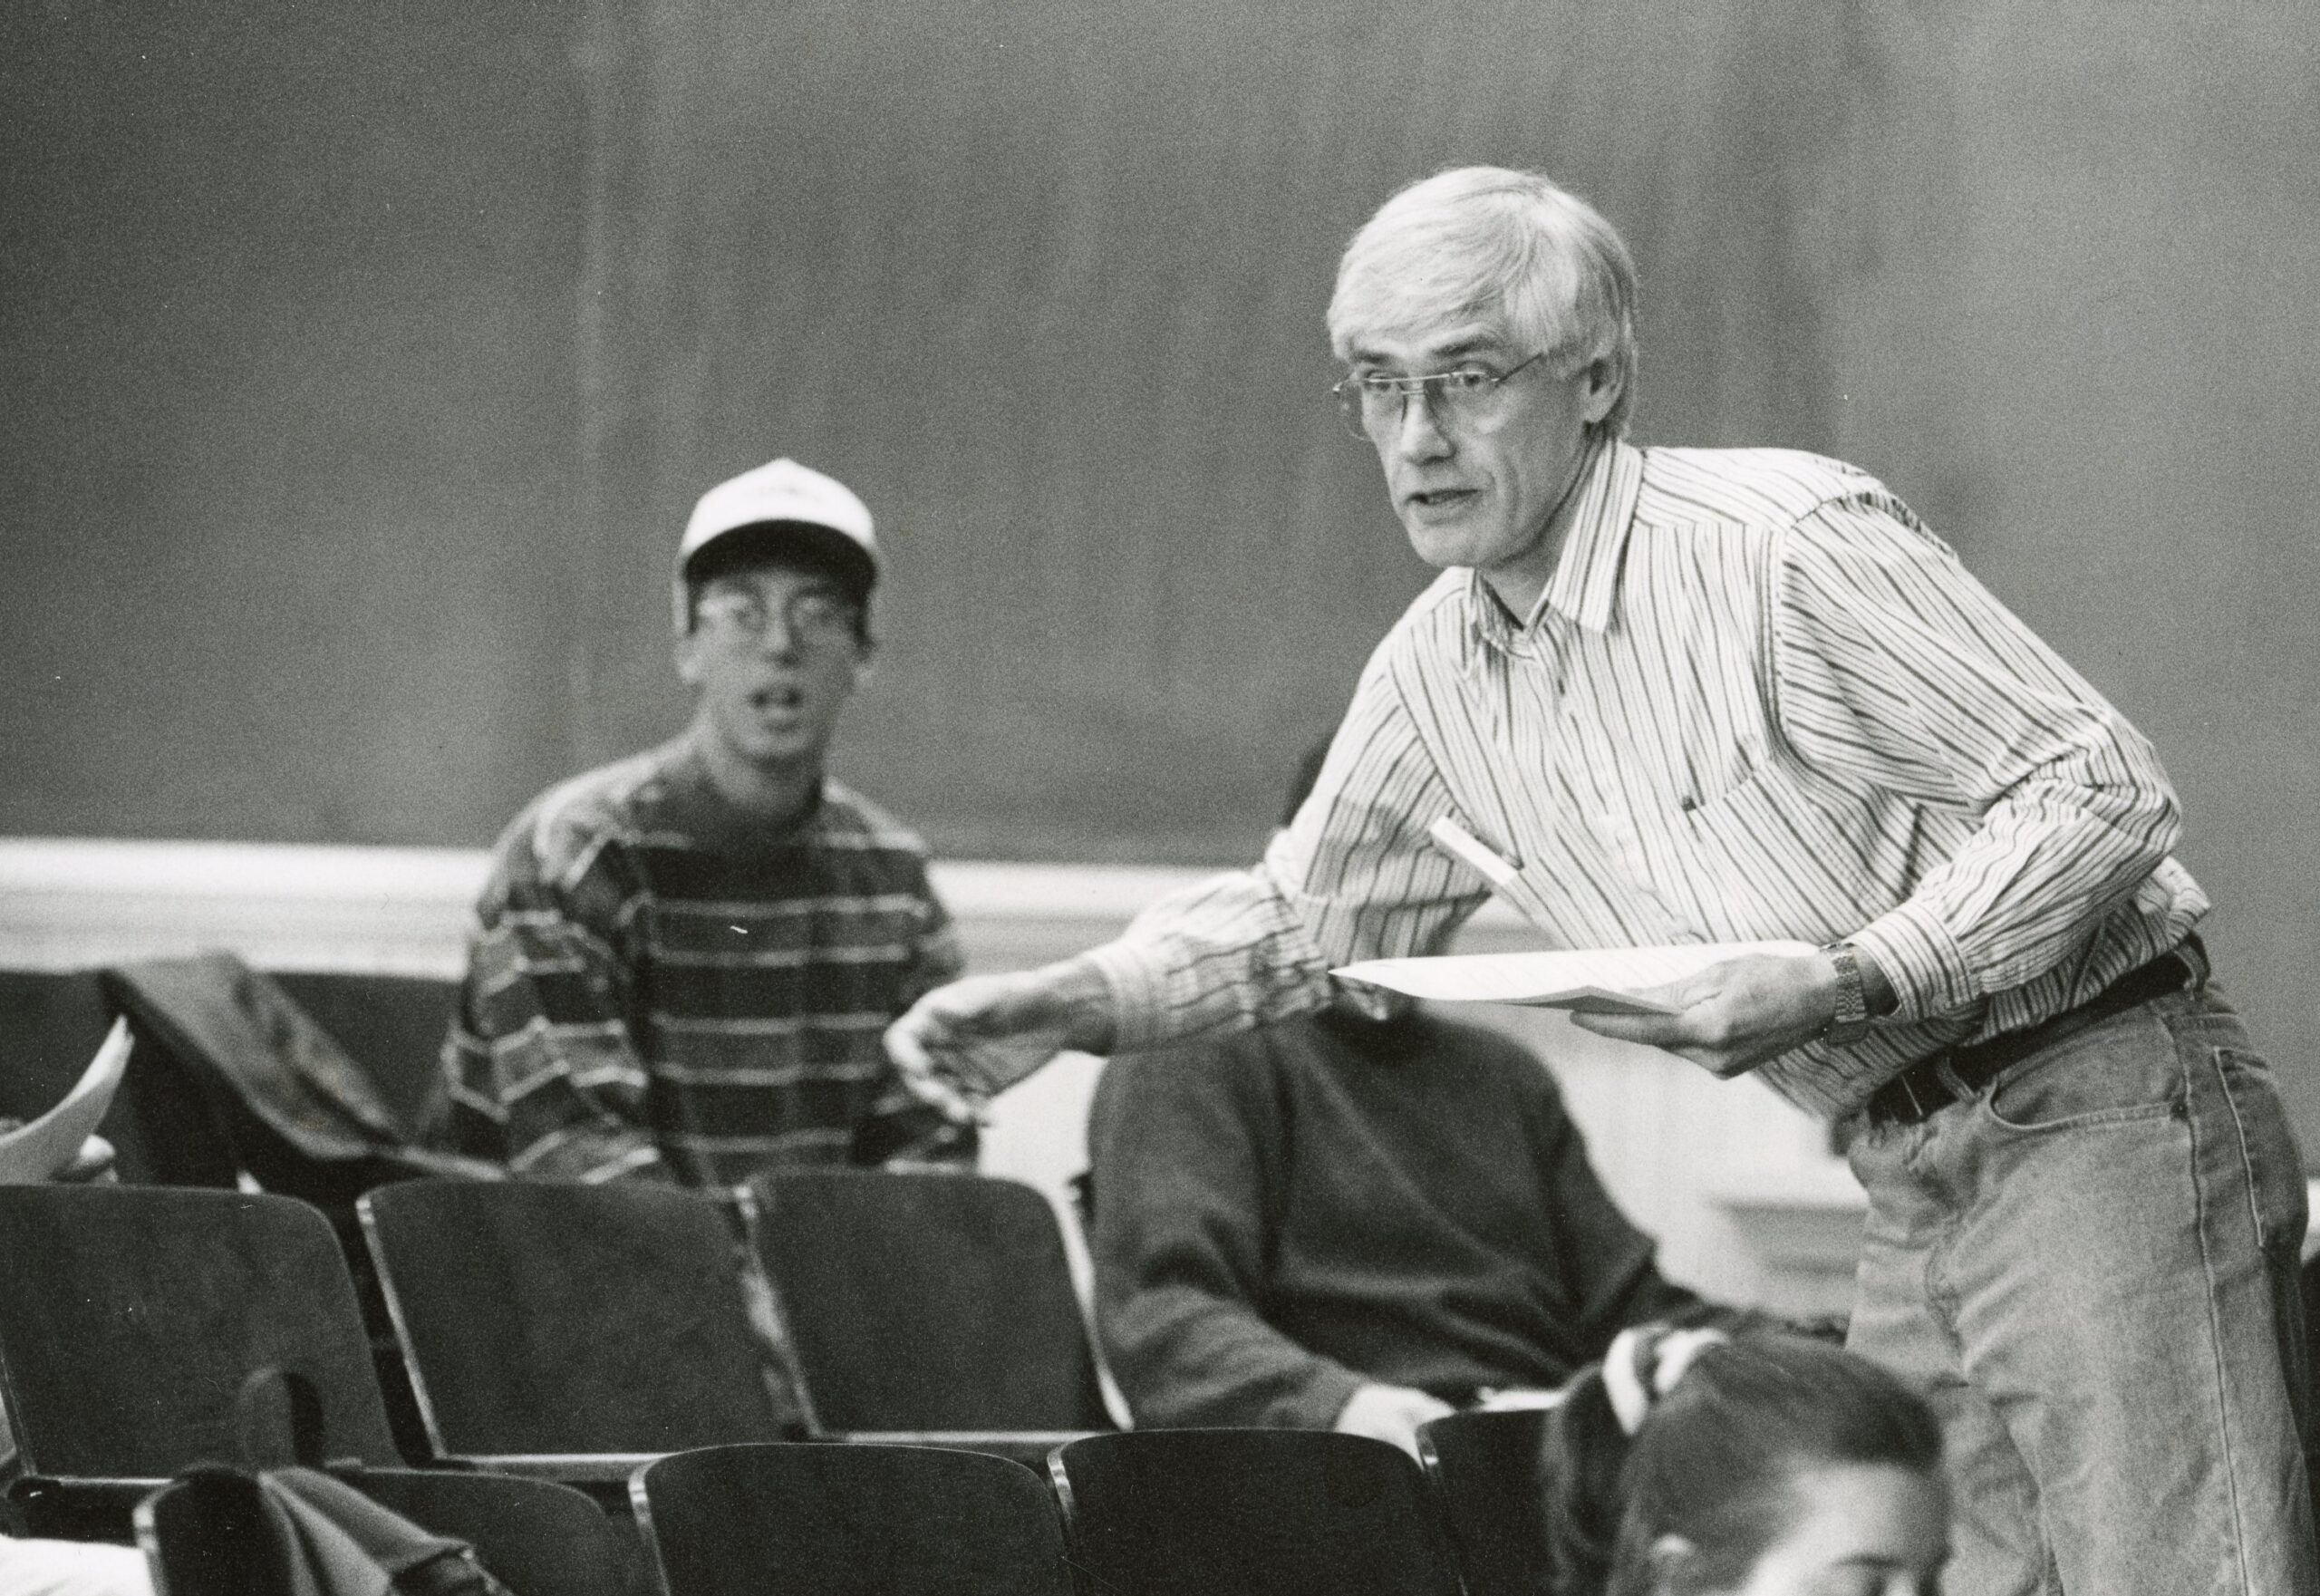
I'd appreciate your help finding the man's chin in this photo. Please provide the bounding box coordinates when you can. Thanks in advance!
[719,719,833,770]
[1399,520,1483,571]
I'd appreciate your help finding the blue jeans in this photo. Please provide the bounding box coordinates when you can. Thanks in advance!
[1846,985,2316,1595]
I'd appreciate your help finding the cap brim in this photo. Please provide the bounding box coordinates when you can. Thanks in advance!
[680,519,877,592]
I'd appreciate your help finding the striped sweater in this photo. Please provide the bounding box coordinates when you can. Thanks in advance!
[431,741,970,1183]
[1086,440,2206,1119]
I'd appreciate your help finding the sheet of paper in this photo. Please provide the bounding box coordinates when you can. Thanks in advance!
[1333,942,1820,1014]
[0,1017,131,1184]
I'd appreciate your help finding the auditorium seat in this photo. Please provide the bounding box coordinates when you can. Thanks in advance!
[100,954,488,1207]
[1415,1407,1555,1596]
[747,1170,1111,1459]
[267,972,457,1136]
[0,1185,403,1538]
[633,1442,1071,1596]
[1048,1429,1464,1596]
[359,1179,791,1482]
[137,1466,633,1596]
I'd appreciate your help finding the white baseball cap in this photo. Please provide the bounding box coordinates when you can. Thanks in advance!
[672,458,878,630]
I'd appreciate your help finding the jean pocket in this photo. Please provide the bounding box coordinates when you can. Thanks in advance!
[1983,1011,2183,1132]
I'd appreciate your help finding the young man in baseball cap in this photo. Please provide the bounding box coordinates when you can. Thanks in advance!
[429,458,971,1183]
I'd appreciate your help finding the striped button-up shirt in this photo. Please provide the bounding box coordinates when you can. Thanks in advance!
[430,741,970,1182]
[1086,440,2206,1118]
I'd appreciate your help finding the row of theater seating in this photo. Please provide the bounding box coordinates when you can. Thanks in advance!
[135,1423,1536,1596]
[0,1176,1108,1482]
[0,1183,1553,1595]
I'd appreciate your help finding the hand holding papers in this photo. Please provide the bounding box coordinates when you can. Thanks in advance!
[1334,942,1822,1016]
[0,1017,130,1184]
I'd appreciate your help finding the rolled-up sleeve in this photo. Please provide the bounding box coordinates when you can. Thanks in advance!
[1772,498,2186,1022]
[1083,641,1493,1053]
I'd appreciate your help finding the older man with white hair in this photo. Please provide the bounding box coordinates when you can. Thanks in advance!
[889,168,2315,1593]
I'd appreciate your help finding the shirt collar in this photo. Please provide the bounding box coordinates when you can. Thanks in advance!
[1463,436,1646,650]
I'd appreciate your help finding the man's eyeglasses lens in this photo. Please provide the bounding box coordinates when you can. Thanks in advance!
[1329,351,1549,440]
[698,590,858,646]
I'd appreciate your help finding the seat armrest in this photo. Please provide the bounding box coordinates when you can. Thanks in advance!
[8,1475,165,1543]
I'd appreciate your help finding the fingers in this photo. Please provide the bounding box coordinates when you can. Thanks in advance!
[1333,1383,1455,1458]
[1570,1009,1686,1045]
[882,1002,986,1127]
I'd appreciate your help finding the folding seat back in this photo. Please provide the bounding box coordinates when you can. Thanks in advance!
[137,1466,633,1596]
[0,1185,400,1480]
[634,1442,1071,1596]
[1416,1407,1556,1596]
[360,1179,787,1465]
[749,1170,1108,1432]
[1049,1429,1464,1596]
[334,1467,635,1596]
[102,954,490,1206]
[268,972,459,1136]
[136,1471,292,1596]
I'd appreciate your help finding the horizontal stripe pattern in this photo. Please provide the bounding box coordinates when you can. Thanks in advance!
[1087,440,2205,1119]
[430,740,970,1181]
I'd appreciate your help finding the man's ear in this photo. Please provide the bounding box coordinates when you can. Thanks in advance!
[850,636,878,692]
[1580,356,1622,427]
[673,627,707,689]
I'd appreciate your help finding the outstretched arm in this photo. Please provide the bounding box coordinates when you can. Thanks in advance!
[885,642,1493,1114]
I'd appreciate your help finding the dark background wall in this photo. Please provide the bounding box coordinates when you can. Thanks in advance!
[5,1,2316,1133]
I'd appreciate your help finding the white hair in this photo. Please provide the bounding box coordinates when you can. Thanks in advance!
[1327,167,1639,437]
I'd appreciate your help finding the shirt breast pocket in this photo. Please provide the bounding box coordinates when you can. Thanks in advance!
[1658,757,1883,936]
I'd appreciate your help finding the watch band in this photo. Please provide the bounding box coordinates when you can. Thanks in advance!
[1822,943,1871,1045]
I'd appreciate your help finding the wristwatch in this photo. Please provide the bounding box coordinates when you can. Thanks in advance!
[1822,943,1872,1046]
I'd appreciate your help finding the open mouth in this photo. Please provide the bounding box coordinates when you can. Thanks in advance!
[749,684,806,713]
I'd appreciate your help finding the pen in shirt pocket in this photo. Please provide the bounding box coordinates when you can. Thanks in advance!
[1428,817,1553,936]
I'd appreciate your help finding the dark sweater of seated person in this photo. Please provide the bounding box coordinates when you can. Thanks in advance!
[1088,1007,1713,1429]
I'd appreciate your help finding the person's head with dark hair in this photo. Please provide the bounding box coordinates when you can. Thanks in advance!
[1543,1328,1948,1596]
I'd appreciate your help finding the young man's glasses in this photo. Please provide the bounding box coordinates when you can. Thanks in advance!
[1329,348,1554,441]
[694,586,861,649]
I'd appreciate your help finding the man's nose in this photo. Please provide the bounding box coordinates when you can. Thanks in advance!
[751,613,805,658]
[1387,387,1454,461]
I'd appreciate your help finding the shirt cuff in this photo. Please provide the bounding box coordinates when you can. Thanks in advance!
[1294,1365,1374,1433]
[1073,943,1169,1054]
[1847,900,1980,1023]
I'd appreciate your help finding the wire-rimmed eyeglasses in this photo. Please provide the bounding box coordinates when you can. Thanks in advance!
[693,586,862,650]
[1329,349,1553,441]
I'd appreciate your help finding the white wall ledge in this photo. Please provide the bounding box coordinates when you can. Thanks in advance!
[0,836,1528,977]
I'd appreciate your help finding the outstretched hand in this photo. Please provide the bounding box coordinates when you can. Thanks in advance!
[883,961,1119,1123]
[1570,951,1841,1078]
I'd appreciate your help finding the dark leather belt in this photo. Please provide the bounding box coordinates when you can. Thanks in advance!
[1863,936,2206,1128]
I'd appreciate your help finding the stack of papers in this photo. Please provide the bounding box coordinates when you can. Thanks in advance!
[1333,942,1819,1016]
